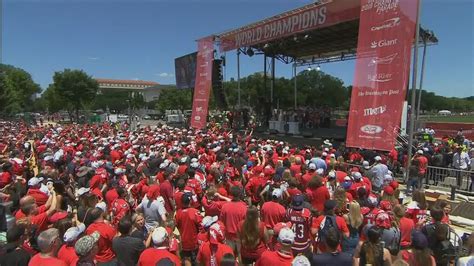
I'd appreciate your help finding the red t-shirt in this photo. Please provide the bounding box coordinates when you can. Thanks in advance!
[27,188,49,206]
[197,242,234,266]
[416,156,428,175]
[399,217,415,247]
[28,254,67,266]
[202,196,227,217]
[175,207,203,251]
[255,250,294,266]
[57,244,78,266]
[219,201,247,240]
[0,171,12,188]
[105,188,118,207]
[238,221,267,260]
[86,221,117,262]
[16,205,47,220]
[174,190,185,210]
[261,201,286,229]
[160,180,174,212]
[301,172,314,188]
[307,186,330,212]
[137,247,181,266]
[31,211,50,233]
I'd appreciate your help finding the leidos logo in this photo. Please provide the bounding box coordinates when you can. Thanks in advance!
[371,17,400,31]
[360,124,383,134]
[370,39,398,49]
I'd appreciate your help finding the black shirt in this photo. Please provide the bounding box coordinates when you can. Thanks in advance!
[0,247,32,266]
[312,251,352,266]
[112,235,145,266]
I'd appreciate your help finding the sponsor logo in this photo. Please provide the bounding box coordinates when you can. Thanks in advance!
[370,38,398,49]
[368,73,392,83]
[368,53,398,66]
[194,116,201,121]
[371,17,400,31]
[196,107,203,112]
[361,0,399,14]
[364,105,386,116]
[360,124,383,134]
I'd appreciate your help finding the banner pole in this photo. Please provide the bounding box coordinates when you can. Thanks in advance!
[416,40,427,120]
[406,0,422,182]
[294,62,297,109]
[237,49,241,108]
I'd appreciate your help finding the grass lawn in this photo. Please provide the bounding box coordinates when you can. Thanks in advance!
[422,115,474,123]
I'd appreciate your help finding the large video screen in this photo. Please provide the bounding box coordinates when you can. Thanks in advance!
[175,52,197,89]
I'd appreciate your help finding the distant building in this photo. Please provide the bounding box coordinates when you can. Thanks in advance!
[95,78,175,102]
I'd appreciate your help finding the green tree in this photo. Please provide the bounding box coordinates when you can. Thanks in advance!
[155,88,192,113]
[41,84,67,113]
[52,69,98,119]
[0,64,41,115]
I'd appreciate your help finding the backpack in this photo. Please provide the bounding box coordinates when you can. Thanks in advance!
[425,224,456,264]
[318,215,340,243]
[381,227,401,256]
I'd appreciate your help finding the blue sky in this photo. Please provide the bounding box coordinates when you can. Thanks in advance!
[2,0,473,98]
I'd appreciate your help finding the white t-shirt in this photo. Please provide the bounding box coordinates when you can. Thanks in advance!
[457,255,474,266]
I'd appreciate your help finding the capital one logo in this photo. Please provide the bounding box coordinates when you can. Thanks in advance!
[371,38,398,49]
[360,124,383,134]
[371,17,400,31]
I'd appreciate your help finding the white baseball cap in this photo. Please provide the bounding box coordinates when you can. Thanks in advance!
[152,227,168,245]
[272,188,283,199]
[417,150,423,154]
[64,224,86,242]
[201,216,218,228]
[374,156,382,161]
[77,187,90,197]
[308,163,317,170]
[278,227,295,244]
[28,177,44,186]
[95,202,107,212]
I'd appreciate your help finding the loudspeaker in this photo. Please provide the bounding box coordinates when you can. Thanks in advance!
[212,59,228,109]
[301,130,314,138]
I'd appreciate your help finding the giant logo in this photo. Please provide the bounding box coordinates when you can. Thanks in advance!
[370,38,398,49]
[360,124,383,134]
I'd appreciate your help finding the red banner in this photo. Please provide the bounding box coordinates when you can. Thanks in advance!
[190,37,214,129]
[346,0,419,151]
[219,0,360,52]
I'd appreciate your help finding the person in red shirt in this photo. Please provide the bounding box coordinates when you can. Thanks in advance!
[286,194,312,256]
[301,163,316,188]
[58,224,85,266]
[0,162,13,189]
[393,204,415,248]
[85,207,117,264]
[175,192,203,265]
[28,228,67,266]
[138,227,181,266]
[159,170,176,213]
[219,186,248,253]
[202,186,230,217]
[312,200,350,253]
[306,176,330,213]
[197,222,235,266]
[260,188,286,229]
[111,187,130,226]
[19,190,57,233]
[414,150,428,184]
[255,227,295,266]
[237,206,268,265]
[26,177,49,206]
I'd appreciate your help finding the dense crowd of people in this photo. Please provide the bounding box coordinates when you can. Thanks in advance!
[0,120,473,266]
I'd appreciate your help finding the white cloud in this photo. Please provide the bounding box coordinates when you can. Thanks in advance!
[87,56,100,61]
[156,72,174,78]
